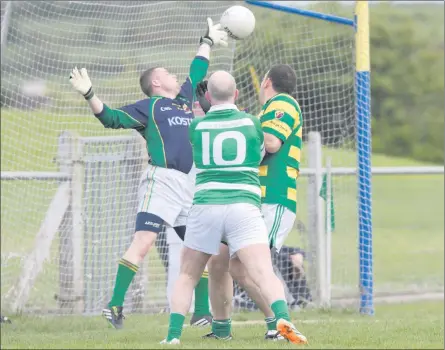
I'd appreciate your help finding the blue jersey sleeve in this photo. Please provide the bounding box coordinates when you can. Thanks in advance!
[94,99,149,130]
[116,99,150,129]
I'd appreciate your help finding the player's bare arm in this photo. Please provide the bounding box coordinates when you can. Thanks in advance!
[264,133,282,153]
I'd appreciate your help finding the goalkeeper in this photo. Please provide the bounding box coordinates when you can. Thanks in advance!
[69,18,228,329]
[196,64,304,341]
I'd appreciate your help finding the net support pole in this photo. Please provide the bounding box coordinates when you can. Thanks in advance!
[71,132,85,314]
[1,1,12,56]
[355,0,374,315]
[325,156,333,308]
[307,131,328,307]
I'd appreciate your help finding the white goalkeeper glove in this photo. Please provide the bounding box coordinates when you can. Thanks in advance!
[69,67,95,100]
[200,18,228,48]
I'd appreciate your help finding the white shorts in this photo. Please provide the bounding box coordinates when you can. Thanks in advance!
[261,203,296,252]
[184,203,269,258]
[137,164,195,227]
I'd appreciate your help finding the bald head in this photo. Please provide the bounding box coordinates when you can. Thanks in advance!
[207,70,237,105]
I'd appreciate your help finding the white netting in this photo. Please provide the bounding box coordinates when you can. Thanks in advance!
[1,0,365,315]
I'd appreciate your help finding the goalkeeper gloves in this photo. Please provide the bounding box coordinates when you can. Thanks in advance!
[200,18,228,48]
[69,67,94,100]
[195,81,211,114]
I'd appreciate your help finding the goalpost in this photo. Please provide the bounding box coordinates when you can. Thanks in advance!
[1,1,374,316]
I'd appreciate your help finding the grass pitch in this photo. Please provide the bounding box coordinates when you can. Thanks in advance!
[1,301,443,349]
[1,110,444,350]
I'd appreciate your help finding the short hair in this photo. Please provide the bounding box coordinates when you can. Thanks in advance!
[139,67,159,97]
[266,64,297,95]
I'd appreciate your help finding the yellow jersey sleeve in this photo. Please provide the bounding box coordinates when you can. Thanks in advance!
[260,99,301,142]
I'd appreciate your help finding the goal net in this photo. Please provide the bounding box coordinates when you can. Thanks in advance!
[1,1,359,315]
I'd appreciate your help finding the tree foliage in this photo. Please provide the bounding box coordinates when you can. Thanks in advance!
[369,3,444,163]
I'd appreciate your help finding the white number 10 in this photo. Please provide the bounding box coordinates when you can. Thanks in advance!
[202,131,247,166]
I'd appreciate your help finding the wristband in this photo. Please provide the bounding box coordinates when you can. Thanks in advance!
[83,87,95,101]
[199,36,213,47]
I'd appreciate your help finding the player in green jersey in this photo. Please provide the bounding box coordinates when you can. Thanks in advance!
[161,71,306,345]
[196,64,306,341]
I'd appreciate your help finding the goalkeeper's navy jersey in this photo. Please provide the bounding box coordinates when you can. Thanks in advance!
[94,56,209,174]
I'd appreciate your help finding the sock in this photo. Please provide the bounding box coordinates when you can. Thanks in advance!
[265,316,277,331]
[167,313,185,341]
[193,270,210,316]
[271,299,291,322]
[212,319,231,338]
[108,258,138,308]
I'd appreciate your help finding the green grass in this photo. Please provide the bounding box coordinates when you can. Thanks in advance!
[1,109,444,310]
[1,301,443,349]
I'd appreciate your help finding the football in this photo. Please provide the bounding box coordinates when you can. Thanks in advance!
[220,5,256,40]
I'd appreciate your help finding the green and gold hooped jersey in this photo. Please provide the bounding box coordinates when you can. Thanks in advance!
[258,93,303,213]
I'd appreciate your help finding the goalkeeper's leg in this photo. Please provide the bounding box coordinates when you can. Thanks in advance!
[103,224,158,329]
[190,267,212,326]
[104,165,173,329]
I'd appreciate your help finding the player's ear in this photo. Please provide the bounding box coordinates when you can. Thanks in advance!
[234,89,239,102]
[152,78,161,88]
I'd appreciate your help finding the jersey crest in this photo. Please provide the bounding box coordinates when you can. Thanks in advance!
[171,102,193,114]
[275,110,285,119]
[183,103,192,114]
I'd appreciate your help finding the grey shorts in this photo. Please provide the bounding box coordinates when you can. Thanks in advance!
[183,203,269,258]
[137,165,195,227]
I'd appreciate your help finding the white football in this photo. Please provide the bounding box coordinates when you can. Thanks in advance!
[220,5,255,40]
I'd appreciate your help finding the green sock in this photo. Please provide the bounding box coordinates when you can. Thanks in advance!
[194,271,210,316]
[108,258,138,308]
[167,313,185,341]
[265,317,277,331]
[271,299,291,322]
[212,319,231,338]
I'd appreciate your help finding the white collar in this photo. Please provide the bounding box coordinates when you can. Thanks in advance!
[208,103,239,112]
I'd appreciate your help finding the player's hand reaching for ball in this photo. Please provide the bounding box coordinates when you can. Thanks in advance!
[69,67,95,100]
[201,18,228,48]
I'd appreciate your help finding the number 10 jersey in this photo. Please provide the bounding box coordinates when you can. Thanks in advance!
[188,105,265,208]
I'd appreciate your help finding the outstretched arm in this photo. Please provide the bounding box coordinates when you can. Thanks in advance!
[179,18,228,102]
[69,67,147,130]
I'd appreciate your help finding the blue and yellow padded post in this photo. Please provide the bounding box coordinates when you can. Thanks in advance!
[355,0,374,316]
